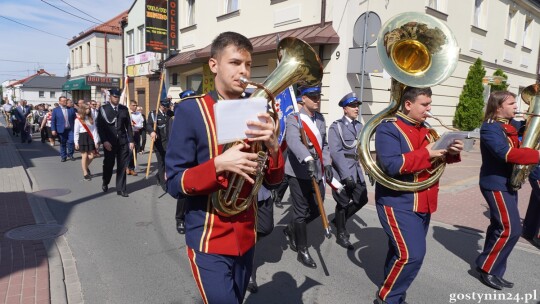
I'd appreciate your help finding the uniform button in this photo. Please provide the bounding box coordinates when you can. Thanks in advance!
[191,187,195,192]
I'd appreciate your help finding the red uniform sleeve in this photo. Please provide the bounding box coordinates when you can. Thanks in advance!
[506,147,539,164]
[181,159,228,196]
[399,148,432,174]
[264,149,285,185]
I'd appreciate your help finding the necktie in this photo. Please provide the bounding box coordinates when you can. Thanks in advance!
[352,121,358,133]
[113,106,118,112]
[63,108,69,128]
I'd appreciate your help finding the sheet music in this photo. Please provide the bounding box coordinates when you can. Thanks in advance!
[214,98,267,144]
[431,131,480,150]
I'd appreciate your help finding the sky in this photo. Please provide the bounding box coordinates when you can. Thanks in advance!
[0,0,134,83]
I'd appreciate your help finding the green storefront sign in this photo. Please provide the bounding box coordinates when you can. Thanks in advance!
[62,78,91,91]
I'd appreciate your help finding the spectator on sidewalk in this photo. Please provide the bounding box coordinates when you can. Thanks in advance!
[74,103,100,181]
[51,96,76,162]
[475,90,540,290]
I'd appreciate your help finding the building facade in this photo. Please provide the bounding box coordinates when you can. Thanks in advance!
[3,69,65,106]
[161,0,539,133]
[64,11,127,102]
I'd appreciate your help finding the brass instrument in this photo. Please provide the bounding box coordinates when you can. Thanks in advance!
[509,84,540,190]
[211,37,323,216]
[357,12,460,191]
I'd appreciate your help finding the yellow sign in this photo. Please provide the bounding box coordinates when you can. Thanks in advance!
[202,63,215,93]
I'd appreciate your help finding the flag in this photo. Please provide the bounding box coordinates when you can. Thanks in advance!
[119,76,129,106]
[274,86,296,145]
[160,77,168,101]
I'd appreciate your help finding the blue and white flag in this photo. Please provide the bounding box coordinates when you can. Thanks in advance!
[275,86,296,145]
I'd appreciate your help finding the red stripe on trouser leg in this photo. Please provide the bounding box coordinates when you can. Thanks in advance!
[481,191,511,273]
[379,206,409,301]
[187,247,209,304]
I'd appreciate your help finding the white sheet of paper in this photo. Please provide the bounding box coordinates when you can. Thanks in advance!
[431,131,480,150]
[214,97,267,144]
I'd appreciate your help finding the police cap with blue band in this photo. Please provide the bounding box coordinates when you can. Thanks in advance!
[338,92,361,107]
[179,90,196,99]
[109,89,121,97]
[298,85,322,97]
[160,98,171,107]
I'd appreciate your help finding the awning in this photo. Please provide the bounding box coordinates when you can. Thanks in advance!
[165,22,339,68]
[62,78,91,91]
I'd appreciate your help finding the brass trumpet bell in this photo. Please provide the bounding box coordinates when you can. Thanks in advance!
[358,12,460,192]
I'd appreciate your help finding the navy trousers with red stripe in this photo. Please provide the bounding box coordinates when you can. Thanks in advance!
[376,204,430,304]
[186,246,254,304]
[476,189,522,277]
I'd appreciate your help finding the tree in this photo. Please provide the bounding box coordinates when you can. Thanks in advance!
[490,68,509,92]
[453,58,486,131]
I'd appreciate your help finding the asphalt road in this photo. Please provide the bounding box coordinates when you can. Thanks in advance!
[15,135,540,304]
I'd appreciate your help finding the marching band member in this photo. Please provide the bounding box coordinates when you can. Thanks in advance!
[475,91,540,289]
[165,32,284,304]
[375,87,462,304]
[283,85,332,269]
[328,92,369,250]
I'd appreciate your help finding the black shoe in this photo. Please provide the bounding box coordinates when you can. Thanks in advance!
[102,184,108,192]
[283,224,297,252]
[275,200,284,209]
[87,169,91,176]
[176,220,185,234]
[83,174,91,181]
[375,292,388,304]
[495,276,514,288]
[61,158,67,162]
[247,278,258,293]
[336,233,354,250]
[70,156,76,161]
[297,247,317,268]
[477,268,503,290]
[117,191,129,197]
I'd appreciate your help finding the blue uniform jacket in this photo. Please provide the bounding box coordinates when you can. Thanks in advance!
[479,118,539,191]
[375,112,460,213]
[328,116,365,183]
[165,91,284,256]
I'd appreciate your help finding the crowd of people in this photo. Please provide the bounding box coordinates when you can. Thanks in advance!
[2,31,540,304]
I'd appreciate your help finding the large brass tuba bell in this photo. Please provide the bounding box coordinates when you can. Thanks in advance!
[211,37,323,216]
[357,12,460,191]
[509,83,540,190]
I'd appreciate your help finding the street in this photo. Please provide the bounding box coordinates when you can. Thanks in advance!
[13,132,540,304]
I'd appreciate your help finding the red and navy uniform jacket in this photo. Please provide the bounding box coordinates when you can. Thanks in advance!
[165,91,285,256]
[375,112,461,213]
[479,118,539,191]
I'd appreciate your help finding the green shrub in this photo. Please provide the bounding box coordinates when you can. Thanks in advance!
[454,58,486,131]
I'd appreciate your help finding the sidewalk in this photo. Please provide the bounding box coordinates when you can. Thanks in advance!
[0,121,50,303]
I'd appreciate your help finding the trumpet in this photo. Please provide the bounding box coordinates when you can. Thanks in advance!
[515,111,540,117]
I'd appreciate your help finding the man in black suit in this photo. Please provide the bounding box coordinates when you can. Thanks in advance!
[96,89,134,197]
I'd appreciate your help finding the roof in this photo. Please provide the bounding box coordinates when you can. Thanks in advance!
[165,22,339,68]
[8,69,53,87]
[67,10,128,46]
[22,76,67,89]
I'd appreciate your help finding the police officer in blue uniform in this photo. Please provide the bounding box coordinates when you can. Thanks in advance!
[328,92,368,250]
[283,85,332,269]
[174,90,196,235]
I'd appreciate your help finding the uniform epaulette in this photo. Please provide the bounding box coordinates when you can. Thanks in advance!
[179,93,205,102]
[381,117,397,123]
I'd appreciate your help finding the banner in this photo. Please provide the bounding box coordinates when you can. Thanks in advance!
[167,0,178,53]
[202,64,215,93]
[145,0,167,53]
[275,86,296,145]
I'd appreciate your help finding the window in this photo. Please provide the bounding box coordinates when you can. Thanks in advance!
[523,17,533,48]
[71,50,75,69]
[187,74,203,93]
[39,91,45,98]
[50,91,55,98]
[506,8,517,42]
[186,0,195,26]
[172,73,178,85]
[79,46,83,68]
[226,0,238,13]
[87,42,91,65]
[473,0,487,28]
[137,25,145,52]
[427,0,446,12]
[127,30,134,55]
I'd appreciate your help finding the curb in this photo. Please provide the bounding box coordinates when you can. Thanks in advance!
[0,116,84,304]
